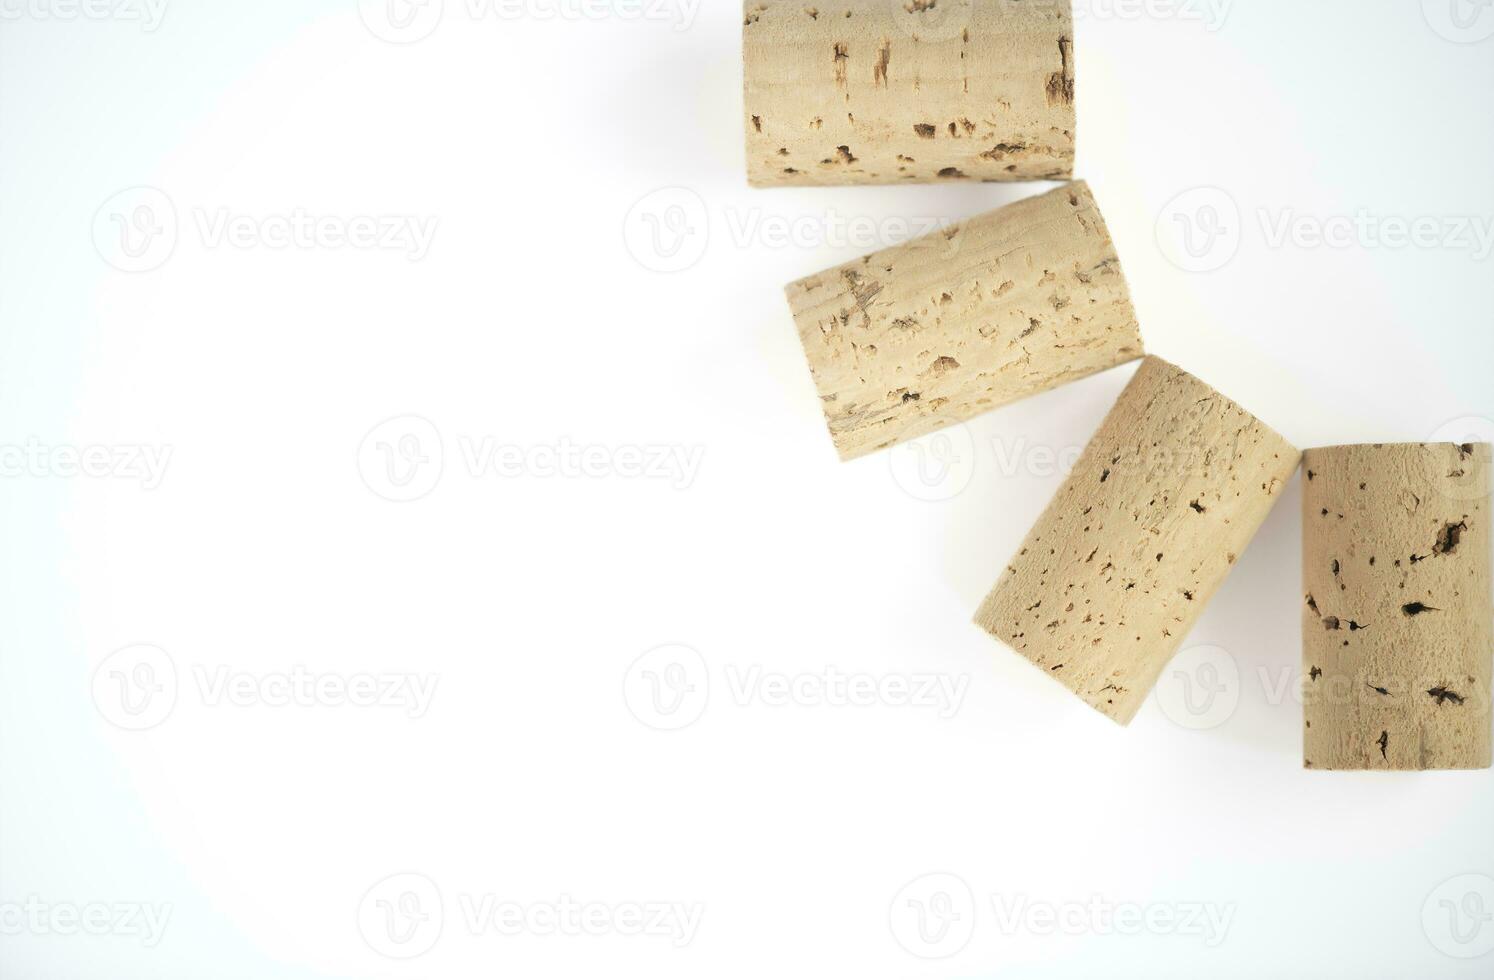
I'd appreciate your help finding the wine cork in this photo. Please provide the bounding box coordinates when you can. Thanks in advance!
[973,356,1301,725]
[1301,443,1492,771]
[744,0,1075,187]
[786,181,1142,461]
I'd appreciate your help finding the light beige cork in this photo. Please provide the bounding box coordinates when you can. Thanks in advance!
[744,0,1075,186]
[973,356,1301,725]
[786,181,1141,461]
[1301,443,1492,771]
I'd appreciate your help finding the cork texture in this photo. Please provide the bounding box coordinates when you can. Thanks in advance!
[744,0,1075,186]
[974,356,1301,724]
[1301,443,1492,771]
[786,182,1142,461]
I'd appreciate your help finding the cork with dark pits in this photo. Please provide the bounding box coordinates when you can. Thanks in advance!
[973,356,1301,724]
[1302,443,1492,771]
[743,0,1075,186]
[786,182,1141,460]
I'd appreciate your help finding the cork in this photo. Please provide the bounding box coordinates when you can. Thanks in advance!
[743,0,1075,187]
[1301,443,1492,771]
[973,356,1301,725]
[786,182,1142,461]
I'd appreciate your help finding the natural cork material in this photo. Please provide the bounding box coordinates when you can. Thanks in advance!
[974,356,1301,725]
[744,0,1075,186]
[1301,444,1492,771]
[786,182,1141,461]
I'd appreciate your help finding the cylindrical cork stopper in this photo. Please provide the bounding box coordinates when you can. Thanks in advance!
[744,0,1075,186]
[1301,443,1492,771]
[973,356,1301,725]
[786,181,1141,461]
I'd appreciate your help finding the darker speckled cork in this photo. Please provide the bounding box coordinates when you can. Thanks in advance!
[744,0,1075,186]
[1301,443,1492,770]
[974,355,1301,724]
[787,182,1142,461]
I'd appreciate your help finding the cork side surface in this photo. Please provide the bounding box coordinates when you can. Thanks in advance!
[787,182,1142,461]
[1302,443,1492,770]
[744,0,1075,186]
[974,355,1301,724]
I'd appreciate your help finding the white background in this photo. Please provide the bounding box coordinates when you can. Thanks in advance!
[2,1,1493,977]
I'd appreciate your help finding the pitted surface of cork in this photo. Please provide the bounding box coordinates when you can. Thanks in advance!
[744,0,1075,186]
[1301,443,1492,770]
[786,182,1141,461]
[974,356,1301,724]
